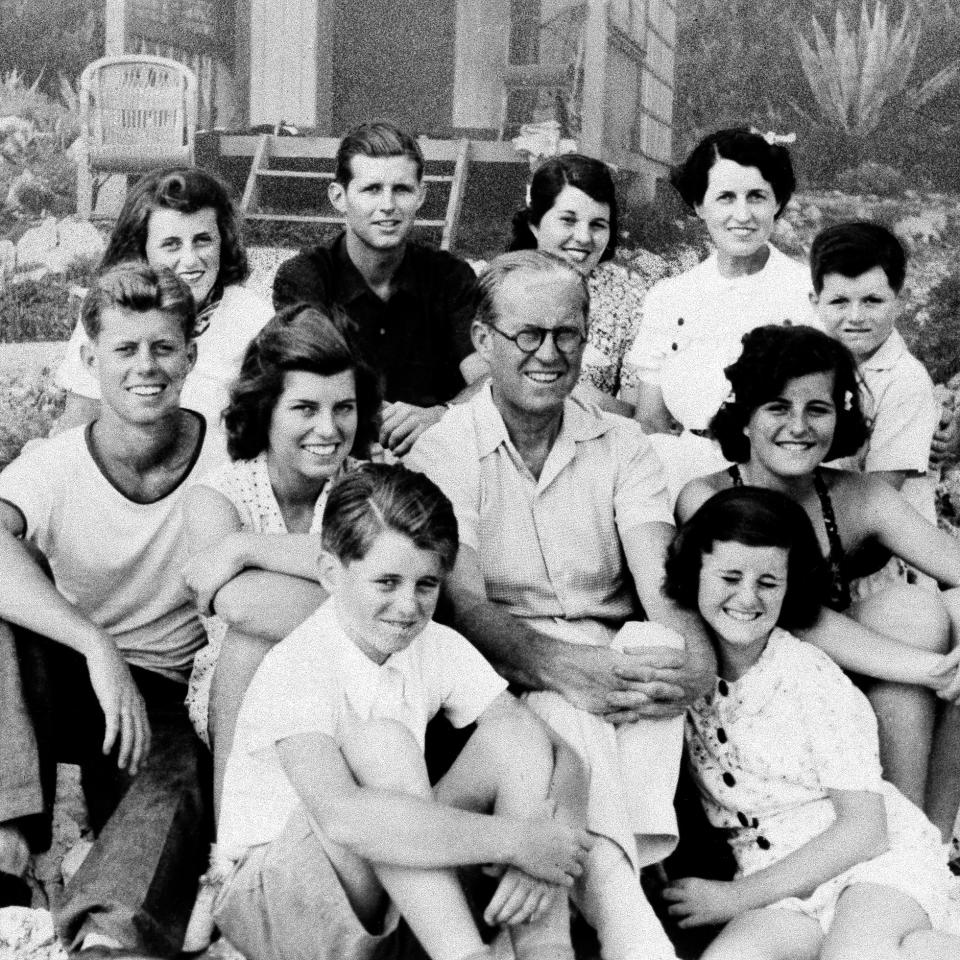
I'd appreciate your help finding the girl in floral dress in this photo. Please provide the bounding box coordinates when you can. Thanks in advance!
[661,486,960,960]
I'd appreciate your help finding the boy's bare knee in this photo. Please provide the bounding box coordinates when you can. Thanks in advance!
[479,707,553,777]
[341,718,430,794]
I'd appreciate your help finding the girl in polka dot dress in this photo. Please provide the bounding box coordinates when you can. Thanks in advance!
[660,487,960,960]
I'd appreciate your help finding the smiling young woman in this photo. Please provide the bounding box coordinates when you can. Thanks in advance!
[676,323,960,846]
[54,167,273,442]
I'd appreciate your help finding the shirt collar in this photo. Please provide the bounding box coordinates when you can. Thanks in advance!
[860,327,905,372]
[333,232,417,303]
[473,381,616,460]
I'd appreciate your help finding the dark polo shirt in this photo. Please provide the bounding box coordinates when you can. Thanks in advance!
[273,233,478,407]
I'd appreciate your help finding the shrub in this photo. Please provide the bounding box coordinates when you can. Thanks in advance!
[902,272,960,386]
[0,369,64,469]
[836,161,908,197]
[0,277,76,342]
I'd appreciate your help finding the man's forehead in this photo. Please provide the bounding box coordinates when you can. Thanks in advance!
[493,268,585,320]
[346,154,421,186]
[97,306,186,341]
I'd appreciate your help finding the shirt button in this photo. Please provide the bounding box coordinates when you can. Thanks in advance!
[671,342,678,351]
[736,811,749,826]
[717,727,727,743]
[677,317,684,326]
[722,771,736,787]
[718,679,729,696]
[757,836,771,850]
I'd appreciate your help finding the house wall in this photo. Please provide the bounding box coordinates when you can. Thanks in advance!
[247,0,318,126]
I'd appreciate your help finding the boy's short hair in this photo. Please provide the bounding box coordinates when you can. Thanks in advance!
[322,464,459,572]
[810,221,907,294]
[663,487,829,632]
[335,122,425,186]
[81,261,196,341]
[710,324,869,464]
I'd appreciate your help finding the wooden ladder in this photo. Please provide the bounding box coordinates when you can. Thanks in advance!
[239,134,471,251]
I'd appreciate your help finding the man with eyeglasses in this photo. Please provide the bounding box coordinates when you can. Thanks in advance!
[407,251,715,918]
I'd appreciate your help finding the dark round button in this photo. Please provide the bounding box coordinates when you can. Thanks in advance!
[722,771,736,787]
[677,317,684,326]
[717,727,727,743]
[757,836,771,850]
[737,811,749,826]
[671,342,678,351]
[718,679,729,696]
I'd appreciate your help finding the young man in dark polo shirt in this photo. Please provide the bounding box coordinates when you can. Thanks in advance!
[273,122,478,456]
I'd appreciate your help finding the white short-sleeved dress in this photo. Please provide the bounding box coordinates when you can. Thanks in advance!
[56,284,273,438]
[184,452,357,743]
[686,629,960,934]
[625,246,818,504]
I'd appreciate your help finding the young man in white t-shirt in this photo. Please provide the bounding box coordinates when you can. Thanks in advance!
[215,464,591,960]
[0,262,220,955]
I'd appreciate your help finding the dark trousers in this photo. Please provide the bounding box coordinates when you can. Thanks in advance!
[0,625,211,956]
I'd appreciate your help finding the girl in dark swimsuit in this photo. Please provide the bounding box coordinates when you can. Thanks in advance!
[675,324,960,847]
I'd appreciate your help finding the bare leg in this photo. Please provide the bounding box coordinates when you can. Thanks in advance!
[433,707,576,960]
[341,718,490,960]
[207,628,276,821]
[851,586,950,808]
[929,587,960,841]
[822,881,960,960]
[700,908,821,960]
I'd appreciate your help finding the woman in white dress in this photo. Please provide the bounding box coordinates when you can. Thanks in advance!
[182,303,381,812]
[626,129,815,498]
[55,166,273,440]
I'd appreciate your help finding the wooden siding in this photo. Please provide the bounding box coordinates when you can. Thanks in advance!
[247,0,318,127]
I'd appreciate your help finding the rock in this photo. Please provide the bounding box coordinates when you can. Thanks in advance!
[4,169,34,209]
[893,213,944,246]
[0,907,56,950]
[56,218,106,268]
[15,217,58,271]
[59,841,93,885]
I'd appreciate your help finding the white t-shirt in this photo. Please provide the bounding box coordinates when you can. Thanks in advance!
[626,245,818,430]
[218,599,508,859]
[56,284,273,434]
[0,422,220,680]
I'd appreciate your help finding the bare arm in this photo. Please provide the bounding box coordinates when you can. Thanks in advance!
[182,483,328,638]
[0,500,150,771]
[49,392,101,436]
[277,729,589,883]
[664,788,887,927]
[798,606,949,689]
[633,381,681,436]
[618,520,717,710]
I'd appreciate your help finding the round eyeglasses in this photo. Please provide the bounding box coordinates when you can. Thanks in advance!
[487,324,586,355]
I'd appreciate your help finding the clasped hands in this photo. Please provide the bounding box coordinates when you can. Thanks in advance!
[551,636,700,723]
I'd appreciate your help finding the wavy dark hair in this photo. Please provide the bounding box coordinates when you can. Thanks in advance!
[710,324,869,464]
[671,128,796,217]
[101,166,249,298]
[322,463,459,572]
[508,153,618,261]
[223,303,381,461]
[664,487,829,632]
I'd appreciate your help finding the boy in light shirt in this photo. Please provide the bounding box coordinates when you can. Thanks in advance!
[215,464,591,960]
[811,221,939,492]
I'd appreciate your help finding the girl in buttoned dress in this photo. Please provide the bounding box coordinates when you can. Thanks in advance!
[661,486,960,960]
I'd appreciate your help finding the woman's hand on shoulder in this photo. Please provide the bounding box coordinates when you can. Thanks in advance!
[662,876,744,928]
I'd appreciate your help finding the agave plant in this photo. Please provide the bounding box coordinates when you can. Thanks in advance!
[791,1,960,137]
